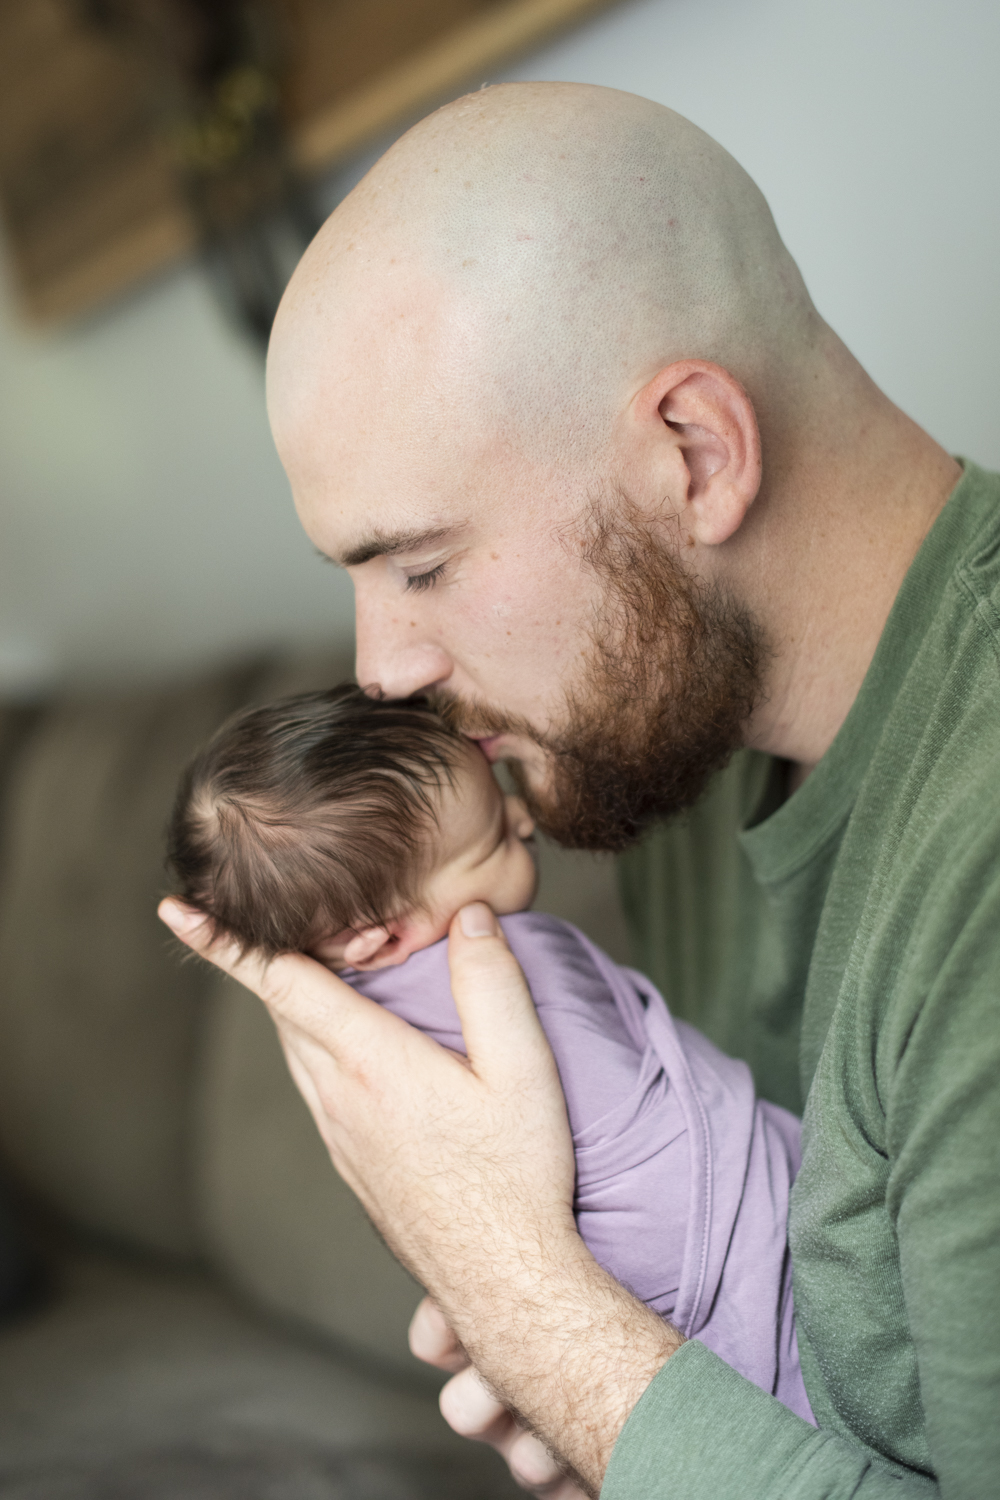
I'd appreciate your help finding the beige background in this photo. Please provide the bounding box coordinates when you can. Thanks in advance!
[0,0,997,697]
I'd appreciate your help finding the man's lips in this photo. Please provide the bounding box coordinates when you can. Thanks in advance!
[470,731,546,767]
[471,734,504,762]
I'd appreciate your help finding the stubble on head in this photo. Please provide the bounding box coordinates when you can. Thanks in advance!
[435,489,767,853]
[265,81,811,847]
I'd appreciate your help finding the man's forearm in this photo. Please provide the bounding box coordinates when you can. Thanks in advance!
[440,1229,684,1496]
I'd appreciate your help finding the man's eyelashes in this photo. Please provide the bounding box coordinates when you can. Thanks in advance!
[404,563,447,592]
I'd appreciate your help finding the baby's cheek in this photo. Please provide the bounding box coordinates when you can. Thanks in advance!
[494,843,538,914]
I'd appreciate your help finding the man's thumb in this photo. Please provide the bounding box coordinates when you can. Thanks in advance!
[447,905,552,1080]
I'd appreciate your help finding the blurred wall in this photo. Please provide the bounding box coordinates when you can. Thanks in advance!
[1,0,997,695]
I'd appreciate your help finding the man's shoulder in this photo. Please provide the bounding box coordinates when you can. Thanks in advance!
[921,459,1000,681]
[951,458,1000,594]
[859,461,1000,872]
[871,502,1000,867]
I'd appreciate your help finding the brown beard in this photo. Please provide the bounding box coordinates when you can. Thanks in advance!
[435,492,766,853]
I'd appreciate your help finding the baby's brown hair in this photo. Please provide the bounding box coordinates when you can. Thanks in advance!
[167,684,465,957]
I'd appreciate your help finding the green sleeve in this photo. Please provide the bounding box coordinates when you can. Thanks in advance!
[603,1342,937,1499]
[880,863,1000,1496]
[605,867,1000,1498]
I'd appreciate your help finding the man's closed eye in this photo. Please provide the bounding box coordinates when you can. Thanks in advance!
[405,564,447,592]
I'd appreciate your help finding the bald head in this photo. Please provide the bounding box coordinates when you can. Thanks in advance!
[263,80,959,796]
[268,83,822,484]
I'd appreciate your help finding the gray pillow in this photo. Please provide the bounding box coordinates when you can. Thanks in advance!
[0,1179,38,1323]
[0,1440,519,1499]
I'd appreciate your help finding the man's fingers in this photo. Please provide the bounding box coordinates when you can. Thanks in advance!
[507,1431,581,1497]
[160,896,557,1095]
[408,1297,470,1374]
[446,903,576,1222]
[439,1368,578,1497]
[438,1365,510,1443]
[158,898,270,991]
[158,897,413,1055]
[158,897,313,1016]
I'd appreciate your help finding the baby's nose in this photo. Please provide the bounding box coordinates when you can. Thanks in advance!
[506,795,535,839]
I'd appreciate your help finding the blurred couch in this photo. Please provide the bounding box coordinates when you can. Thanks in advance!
[0,647,631,1498]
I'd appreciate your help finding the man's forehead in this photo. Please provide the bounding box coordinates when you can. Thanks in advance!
[270,266,578,559]
[271,318,488,535]
[279,368,535,563]
[289,432,481,555]
[269,255,457,425]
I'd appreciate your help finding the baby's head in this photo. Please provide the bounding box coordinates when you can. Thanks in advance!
[167,684,537,970]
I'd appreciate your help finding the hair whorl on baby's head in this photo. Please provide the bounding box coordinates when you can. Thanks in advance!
[166,684,465,958]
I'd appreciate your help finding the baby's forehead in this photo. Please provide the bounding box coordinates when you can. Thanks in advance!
[439,737,501,798]
[429,742,501,832]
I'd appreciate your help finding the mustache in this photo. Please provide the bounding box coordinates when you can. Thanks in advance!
[428,689,544,747]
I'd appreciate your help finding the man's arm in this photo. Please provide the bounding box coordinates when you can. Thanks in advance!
[412,1304,943,1500]
[158,897,948,1498]
[409,1298,586,1497]
[407,1296,581,1494]
[160,896,681,1494]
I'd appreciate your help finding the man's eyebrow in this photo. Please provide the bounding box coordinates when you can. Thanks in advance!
[326,526,458,569]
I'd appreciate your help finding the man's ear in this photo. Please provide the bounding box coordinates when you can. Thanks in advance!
[634,360,762,546]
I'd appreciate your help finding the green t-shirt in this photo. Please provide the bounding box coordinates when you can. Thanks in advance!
[608,461,1000,1498]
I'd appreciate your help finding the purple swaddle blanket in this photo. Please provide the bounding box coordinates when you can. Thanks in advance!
[345,909,813,1421]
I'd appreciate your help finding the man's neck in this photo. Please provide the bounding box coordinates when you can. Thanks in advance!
[735,352,962,777]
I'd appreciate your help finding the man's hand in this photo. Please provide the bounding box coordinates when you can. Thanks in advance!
[410,1297,588,1498]
[158,897,682,1495]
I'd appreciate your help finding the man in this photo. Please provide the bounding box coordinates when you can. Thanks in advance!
[160,83,999,1496]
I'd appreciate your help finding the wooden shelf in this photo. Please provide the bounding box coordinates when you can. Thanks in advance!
[0,0,617,324]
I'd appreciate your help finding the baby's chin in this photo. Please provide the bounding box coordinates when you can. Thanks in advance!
[325,893,536,974]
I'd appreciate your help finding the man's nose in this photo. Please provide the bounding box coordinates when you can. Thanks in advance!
[355,597,453,700]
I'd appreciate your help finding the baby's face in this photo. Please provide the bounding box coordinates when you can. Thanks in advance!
[420,738,538,928]
[312,739,538,971]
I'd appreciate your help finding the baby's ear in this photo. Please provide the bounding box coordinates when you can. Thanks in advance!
[342,926,393,966]
[347,914,441,970]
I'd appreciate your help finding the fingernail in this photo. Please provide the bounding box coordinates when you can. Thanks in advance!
[159,900,203,936]
[459,902,496,938]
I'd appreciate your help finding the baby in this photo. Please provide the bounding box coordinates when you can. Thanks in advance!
[168,684,812,1422]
